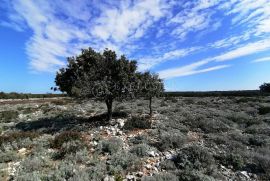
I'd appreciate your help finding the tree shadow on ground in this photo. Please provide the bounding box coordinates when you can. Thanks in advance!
[15,111,128,134]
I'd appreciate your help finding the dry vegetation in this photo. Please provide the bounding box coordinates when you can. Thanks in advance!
[0,96,270,180]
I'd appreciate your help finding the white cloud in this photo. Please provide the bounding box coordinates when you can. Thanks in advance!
[214,39,270,61]
[252,57,270,63]
[138,47,200,71]
[1,0,270,75]
[92,0,170,42]
[158,58,230,79]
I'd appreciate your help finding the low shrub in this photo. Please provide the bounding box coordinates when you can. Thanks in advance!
[53,140,87,160]
[153,131,187,151]
[128,135,148,145]
[97,137,123,154]
[50,131,82,149]
[0,110,19,122]
[109,151,141,174]
[258,106,270,115]
[245,123,270,136]
[176,170,216,181]
[160,160,177,170]
[0,151,19,163]
[218,153,245,170]
[129,143,153,157]
[172,145,216,174]
[142,173,178,181]
[0,131,39,146]
[123,116,151,130]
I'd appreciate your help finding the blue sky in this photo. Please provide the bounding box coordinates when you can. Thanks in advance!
[0,0,270,93]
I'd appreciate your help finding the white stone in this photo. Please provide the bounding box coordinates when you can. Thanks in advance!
[104,175,115,181]
[117,119,125,128]
[145,164,152,169]
[126,175,135,180]
[240,171,249,179]
[148,151,156,157]
[18,148,27,155]
[165,152,173,160]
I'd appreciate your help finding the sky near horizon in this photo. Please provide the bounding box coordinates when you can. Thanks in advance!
[0,0,270,93]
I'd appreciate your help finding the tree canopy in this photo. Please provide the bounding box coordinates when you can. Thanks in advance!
[55,48,142,120]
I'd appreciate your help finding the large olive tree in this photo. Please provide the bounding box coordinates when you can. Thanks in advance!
[55,48,139,121]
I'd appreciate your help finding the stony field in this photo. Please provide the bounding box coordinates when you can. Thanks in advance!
[0,96,270,181]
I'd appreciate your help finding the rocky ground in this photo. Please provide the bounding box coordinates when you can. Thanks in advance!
[0,96,270,181]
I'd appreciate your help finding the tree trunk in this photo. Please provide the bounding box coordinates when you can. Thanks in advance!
[106,98,113,121]
[149,97,152,117]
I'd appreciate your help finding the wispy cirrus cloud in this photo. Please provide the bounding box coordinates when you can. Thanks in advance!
[252,57,270,63]
[1,0,270,77]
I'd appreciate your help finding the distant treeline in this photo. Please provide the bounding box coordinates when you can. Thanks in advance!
[1,90,269,99]
[164,90,270,97]
[0,92,66,99]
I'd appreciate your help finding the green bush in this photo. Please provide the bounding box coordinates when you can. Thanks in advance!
[98,137,123,154]
[142,173,178,181]
[173,145,216,173]
[154,131,187,151]
[129,143,153,157]
[0,110,19,122]
[258,106,270,115]
[50,131,82,149]
[218,153,245,170]
[0,151,19,163]
[123,116,151,130]
[109,152,141,174]
[0,131,39,146]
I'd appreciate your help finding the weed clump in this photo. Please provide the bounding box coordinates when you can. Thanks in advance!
[0,131,39,146]
[172,145,216,174]
[97,137,123,154]
[0,110,19,122]
[50,131,82,149]
[123,116,151,130]
[258,106,270,115]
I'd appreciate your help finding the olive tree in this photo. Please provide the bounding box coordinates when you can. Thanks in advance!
[55,48,139,121]
[260,83,270,93]
[138,72,164,117]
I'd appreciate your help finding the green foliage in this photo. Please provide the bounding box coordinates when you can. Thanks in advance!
[129,143,153,157]
[109,151,141,174]
[260,83,270,93]
[98,137,123,154]
[173,145,216,173]
[0,110,19,122]
[219,153,245,170]
[258,106,270,115]
[55,48,140,120]
[123,116,151,130]
[142,173,178,181]
[0,92,65,99]
[50,131,82,149]
[0,131,39,146]
[0,151,19,163]
[154,131,187,151]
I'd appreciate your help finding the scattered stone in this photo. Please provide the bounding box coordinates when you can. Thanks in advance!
[18,148,27,155]
[145,164,152,170]
[117,119,125,128]
[136,172,144,177]
[148,151,156,157]
[239,171,250,179]
[104,175,115,181]
[164,152,173,160]
[126,174,136,180]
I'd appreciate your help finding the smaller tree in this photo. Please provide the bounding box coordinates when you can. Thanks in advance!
[260,83,270,93]
[139,72,164,117]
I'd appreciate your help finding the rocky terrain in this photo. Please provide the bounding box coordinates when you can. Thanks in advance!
[0,96,270,180]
